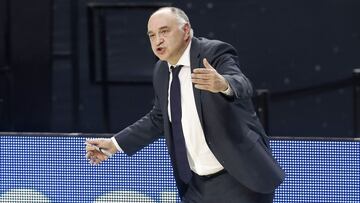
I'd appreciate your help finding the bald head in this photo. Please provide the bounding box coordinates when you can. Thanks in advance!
[150,7,193,37]
[154,7,190,25]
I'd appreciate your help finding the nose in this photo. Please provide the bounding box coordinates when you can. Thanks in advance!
[155,35,164,46]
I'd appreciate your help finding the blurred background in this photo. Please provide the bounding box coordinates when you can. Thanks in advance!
[0,0,359,137]
[1,1,359,202]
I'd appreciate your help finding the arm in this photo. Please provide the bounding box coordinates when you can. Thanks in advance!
[85,96,164,165]
[113,95,164,156]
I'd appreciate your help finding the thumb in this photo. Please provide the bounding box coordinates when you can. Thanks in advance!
[203,58,214,69]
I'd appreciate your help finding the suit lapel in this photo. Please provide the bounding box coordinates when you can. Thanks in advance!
[190,38,204,127]
[158,62,170,118]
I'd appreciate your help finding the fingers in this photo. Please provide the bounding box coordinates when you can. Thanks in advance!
[203,58,214,69]
[86,149,109,165]
[194,84,211,92]
[192,67,215,82]
[192,58,216,92]
[192,58,214,74]
[86,138,116,153]
[86,151,107,165]
[86,143,98,151]
[85,138,102,146]
[85,138,114,165]
[192,58,215,75]
[192,58,228,93]
[192,71,212,79]
[192,78,216,92]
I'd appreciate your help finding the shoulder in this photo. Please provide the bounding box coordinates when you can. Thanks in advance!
[152,60,168,85]
[195,37,237,52]
[153,60,167,73]
[194,37,238,57]
[153,60,163,72]
[192,37,239,65]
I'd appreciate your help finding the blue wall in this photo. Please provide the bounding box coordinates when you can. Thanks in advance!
[1,133,359,202]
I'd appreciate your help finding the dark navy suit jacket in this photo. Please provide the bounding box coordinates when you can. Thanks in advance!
[114,37,285,197]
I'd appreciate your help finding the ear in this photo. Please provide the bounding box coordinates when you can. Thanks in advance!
[183,23,191,40]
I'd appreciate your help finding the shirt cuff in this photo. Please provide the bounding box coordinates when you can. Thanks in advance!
[221,83,234,96]
[111,137,123,152]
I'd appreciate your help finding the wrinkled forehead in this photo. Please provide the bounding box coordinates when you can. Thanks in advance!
[147,11,178,33]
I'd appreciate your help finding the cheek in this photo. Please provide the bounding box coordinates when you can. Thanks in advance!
[150,43,157,52]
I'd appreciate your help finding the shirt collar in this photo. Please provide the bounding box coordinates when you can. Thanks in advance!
[167,41,192,72]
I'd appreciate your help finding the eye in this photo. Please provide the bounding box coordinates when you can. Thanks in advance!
[160,29,169,35]
[148,34,155,39]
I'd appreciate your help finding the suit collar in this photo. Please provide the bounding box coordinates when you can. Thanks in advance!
[190,37,201,71]
[157,61,170,119]
[189,37,204,127]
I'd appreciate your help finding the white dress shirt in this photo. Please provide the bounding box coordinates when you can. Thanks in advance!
[167,41,224,175]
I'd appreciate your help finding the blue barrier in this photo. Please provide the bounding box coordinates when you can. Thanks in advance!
[0,133,359,202]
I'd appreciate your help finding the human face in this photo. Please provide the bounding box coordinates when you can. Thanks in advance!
[147,10,190,65]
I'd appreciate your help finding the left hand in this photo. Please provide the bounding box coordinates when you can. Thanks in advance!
[192,58,229,93]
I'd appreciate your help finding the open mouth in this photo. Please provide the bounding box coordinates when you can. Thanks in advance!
[156,47,165,54]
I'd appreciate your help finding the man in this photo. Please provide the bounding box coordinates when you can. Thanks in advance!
[86,7,285,203]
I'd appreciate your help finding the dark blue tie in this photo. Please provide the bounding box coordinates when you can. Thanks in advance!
[170,65,192,183]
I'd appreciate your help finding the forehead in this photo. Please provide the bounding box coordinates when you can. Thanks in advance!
[147,11,178,32]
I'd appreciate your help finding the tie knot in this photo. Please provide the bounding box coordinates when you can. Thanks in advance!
[171,65,183,77]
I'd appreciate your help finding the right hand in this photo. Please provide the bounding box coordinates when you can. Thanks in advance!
[85,138,118,165]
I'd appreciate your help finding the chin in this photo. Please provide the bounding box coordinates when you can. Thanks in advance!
[157,55,168,62]
[156,56,165,61]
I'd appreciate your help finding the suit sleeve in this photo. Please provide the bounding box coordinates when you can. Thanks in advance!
[113,95,164,156]
[209,42,254,100]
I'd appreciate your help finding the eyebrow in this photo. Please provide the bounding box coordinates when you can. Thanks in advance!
[147,26,169,35]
